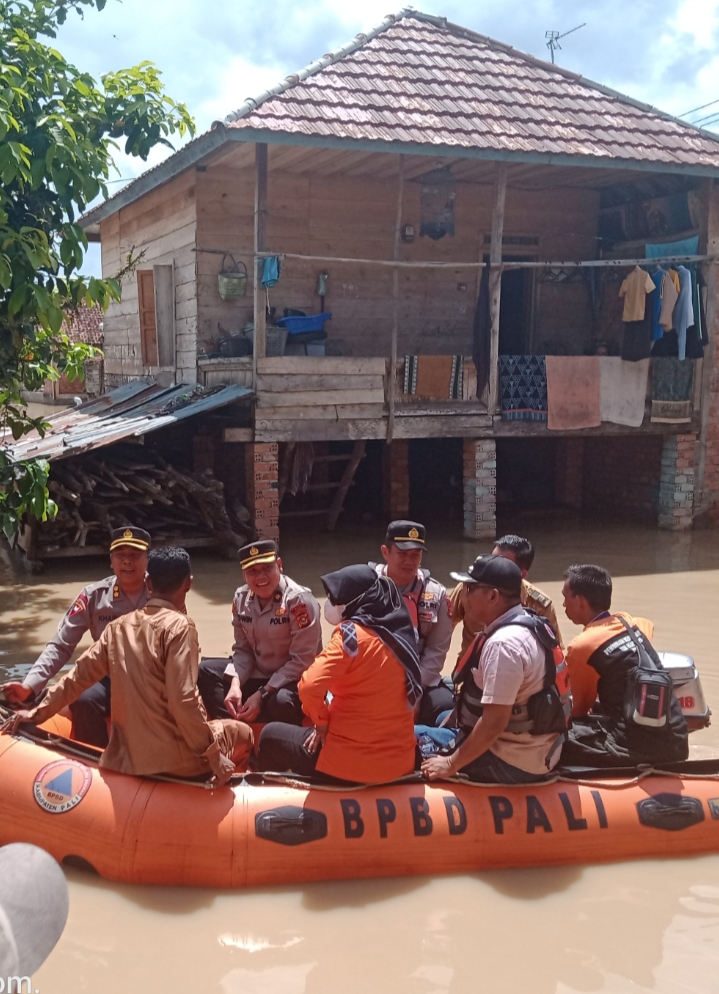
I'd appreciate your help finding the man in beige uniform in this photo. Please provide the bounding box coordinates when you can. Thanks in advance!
[449,534,563,663]
[3,548,252,783]
[198,540,322,725]
[2,526,151,747]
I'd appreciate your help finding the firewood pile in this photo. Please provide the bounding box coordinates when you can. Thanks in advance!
[36,444,252,555]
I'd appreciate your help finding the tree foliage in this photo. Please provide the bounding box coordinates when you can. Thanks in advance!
[0,0,195,538]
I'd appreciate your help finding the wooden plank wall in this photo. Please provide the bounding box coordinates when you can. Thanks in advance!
[256,356,386,421]
[100,170,197,386]
[195,162,599,359]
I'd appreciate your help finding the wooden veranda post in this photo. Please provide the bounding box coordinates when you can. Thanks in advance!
[253,143,268,388]
[488,163,507,415]
[387,154,405,443]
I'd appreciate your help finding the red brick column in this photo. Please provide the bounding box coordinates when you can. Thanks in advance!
[658,434,695,531]
[463,438,496,540]
[245,442,280,542]
[382,439,410,519]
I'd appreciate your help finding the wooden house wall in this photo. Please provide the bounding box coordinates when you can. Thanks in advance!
[100,171,197,386]
[195,163,599,359]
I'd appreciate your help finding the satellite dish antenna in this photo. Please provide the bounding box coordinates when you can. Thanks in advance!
[545,23,586,64]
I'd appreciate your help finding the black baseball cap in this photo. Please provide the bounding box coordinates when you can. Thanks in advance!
[450,554,522,596]
[239,539,278,569]
[385,520,426,550]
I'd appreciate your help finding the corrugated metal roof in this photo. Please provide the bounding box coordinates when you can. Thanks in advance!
[225,10,719,170]
[2,382,252,464]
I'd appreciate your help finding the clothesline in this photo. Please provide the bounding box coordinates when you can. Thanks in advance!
[194,247,715,271]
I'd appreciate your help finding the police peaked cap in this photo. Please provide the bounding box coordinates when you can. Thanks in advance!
[109,526,151,552]
[239,540,278,569]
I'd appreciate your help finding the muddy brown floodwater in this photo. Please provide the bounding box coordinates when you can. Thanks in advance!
[3,519,719,993]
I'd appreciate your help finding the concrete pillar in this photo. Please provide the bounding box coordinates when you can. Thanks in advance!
[383,439,410,519]
[658,433,695,531]
[463,438,496,540]
[556,437,584,509]
[245,442,280,542]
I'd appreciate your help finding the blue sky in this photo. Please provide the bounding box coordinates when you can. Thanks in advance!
[59,0,719,274]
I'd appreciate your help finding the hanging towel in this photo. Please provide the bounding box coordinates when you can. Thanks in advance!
[261,256,281,287]
[651,358,694,423]
[500,355,548,421]
[415,355,454,399]
[645,235,699,259]
[599,357,649,428]
[546,356,601,431]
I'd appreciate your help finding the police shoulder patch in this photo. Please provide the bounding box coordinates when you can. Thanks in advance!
[291,604,311,628]
[69,592,89,617]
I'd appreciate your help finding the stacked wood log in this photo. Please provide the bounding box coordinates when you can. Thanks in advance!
[36,445,251,555]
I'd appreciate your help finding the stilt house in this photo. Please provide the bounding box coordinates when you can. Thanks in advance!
[80,9,719,541]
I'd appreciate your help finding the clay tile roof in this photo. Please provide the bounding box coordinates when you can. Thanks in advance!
[224,10,719,170]
[64,303,103,346]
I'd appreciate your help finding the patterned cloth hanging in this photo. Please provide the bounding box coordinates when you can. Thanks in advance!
[500,355,548,421]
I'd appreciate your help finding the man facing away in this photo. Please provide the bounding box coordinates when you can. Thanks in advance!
[422,555,569,784]
[3,548,253,784]
[2,525,151,747]
[561,564,688,767]
[198,540,322,726]
[373,520,453,725]
[449,534,563,663]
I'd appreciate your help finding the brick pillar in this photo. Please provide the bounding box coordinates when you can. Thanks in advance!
[382,439,409,519]
[463,438,496,540]
[658,434,695,531]
[556,438,584,509]
[245,442,280,542]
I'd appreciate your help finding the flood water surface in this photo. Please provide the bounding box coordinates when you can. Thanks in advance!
[3,521,719,993]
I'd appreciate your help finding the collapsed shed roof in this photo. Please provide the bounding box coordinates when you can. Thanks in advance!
[81,8,719,230]
[2,382,252,464]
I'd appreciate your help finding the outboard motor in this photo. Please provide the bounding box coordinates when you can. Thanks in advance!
[657,652,711,731]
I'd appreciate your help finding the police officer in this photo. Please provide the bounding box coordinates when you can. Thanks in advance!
[1,526,151,747]
[449,533,563,663]
[198,540,322,725]
[373,521,453,725]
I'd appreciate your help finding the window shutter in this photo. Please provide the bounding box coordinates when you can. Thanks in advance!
[137,270,159,366]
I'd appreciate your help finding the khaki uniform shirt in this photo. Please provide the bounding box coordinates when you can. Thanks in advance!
[24,575,150,695]
[229,575,322,688]
[374,564,452,688]
[449,578,564,663]
[28,598,222,778]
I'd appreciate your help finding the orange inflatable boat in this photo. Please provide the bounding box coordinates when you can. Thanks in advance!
[2,714,719,888]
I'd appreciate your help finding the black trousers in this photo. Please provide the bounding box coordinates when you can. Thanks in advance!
[416,678,455,727]
[257,723,358,784]
[69,676,111,748]
[197,657,303,724]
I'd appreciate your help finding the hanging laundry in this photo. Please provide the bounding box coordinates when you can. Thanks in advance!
[659,273,679,332]
[651,358,694,423]
[649,270,665,341]
[599,357,649,428]
[673,266,695,361]
[500,355,548,422]
[685,267,707,360]
[621,303,652,362]
[546,356,601,431]
[645,235,699,259]
[261,256,281,287]
[619,266,654,322]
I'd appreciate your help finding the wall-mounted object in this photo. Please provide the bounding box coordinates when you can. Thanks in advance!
[457,282,467,291]
[419,167,456,240]
[401,224,415,243]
